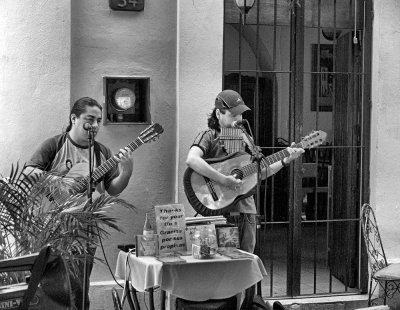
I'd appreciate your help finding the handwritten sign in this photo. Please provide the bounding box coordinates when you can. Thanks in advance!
[154,204,186,254]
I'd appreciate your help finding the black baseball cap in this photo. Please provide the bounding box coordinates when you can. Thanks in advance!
[215,89,251,115]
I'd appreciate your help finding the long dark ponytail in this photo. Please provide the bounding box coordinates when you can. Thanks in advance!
[207,107,226,131]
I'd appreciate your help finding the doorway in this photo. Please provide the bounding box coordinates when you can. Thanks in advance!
[223,0,372,298]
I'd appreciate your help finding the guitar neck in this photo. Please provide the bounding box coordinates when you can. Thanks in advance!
[242,142,302,178]
[75,137,144,193]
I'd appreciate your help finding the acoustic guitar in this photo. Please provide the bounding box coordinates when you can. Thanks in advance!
[183,130,327,216]
[45,123,164,205]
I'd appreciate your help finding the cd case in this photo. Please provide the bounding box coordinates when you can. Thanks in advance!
[216,226,240,248]
[156,253,186,264]
[217,247,254,259]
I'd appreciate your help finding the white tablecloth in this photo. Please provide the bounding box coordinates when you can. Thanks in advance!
[115,251,267,301]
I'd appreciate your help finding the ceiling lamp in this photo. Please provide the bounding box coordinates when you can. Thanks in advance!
[234,0,255,24]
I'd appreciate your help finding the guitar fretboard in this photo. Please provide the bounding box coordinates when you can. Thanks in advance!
[240,142,302,178]
[75,137,144,193]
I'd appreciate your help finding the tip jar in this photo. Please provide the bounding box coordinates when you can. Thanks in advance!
[192,226,218,259]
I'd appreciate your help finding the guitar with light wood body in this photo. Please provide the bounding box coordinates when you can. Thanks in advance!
[44,123,164,206]
[183,130,327,216]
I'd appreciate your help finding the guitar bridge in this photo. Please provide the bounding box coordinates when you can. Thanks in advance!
[204,177,219,201]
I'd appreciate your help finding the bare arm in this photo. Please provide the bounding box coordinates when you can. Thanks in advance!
[107,148,134,196]
[264,142,305,177]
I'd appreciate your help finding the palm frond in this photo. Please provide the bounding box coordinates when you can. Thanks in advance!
[0,163,136,280]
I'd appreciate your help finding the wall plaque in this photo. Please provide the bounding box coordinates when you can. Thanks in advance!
[109,0,144,12]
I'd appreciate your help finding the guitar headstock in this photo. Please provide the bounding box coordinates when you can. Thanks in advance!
[299,130,327,149]
[140,123,164,143]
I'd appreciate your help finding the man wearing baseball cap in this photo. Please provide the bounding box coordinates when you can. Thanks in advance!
[185,89,303,309]
[215,89,251,115]
[186,89,303,252]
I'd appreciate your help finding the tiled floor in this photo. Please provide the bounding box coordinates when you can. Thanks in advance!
[257,223,359,298]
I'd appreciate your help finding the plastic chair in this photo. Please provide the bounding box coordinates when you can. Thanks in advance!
[361,203,400,306]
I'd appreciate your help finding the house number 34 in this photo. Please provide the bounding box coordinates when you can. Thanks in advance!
[109,0,144,11]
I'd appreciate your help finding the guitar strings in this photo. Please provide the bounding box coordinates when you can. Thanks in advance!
[51,138,146,206]
[207,148,292,188]
[45,123,163,206]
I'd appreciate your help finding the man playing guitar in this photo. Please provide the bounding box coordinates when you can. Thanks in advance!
[24,97,135,309]
[185,89,304,254]
[24,97,134,196]
[186,89,303,310]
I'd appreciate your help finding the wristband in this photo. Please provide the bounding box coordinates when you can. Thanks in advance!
[281,159,289,167]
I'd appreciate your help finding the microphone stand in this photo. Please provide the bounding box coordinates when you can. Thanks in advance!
[82,127,95,310]
[237,120,265,296]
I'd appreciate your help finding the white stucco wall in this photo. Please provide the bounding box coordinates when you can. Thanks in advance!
[176,0,224,214]
[370,0,400,260]
[0,1,71,173]
[0,0,223,283]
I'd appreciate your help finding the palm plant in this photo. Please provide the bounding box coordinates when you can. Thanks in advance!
[0,162,135,285]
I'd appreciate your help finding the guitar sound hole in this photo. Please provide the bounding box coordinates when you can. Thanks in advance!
[231,169,243,180]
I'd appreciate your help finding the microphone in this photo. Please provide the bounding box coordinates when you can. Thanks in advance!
[232,119,246,128]
[83,123,93,131]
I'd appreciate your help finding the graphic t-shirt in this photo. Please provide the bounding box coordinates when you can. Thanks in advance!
[26,133,119,193]
[191,129,256,214]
